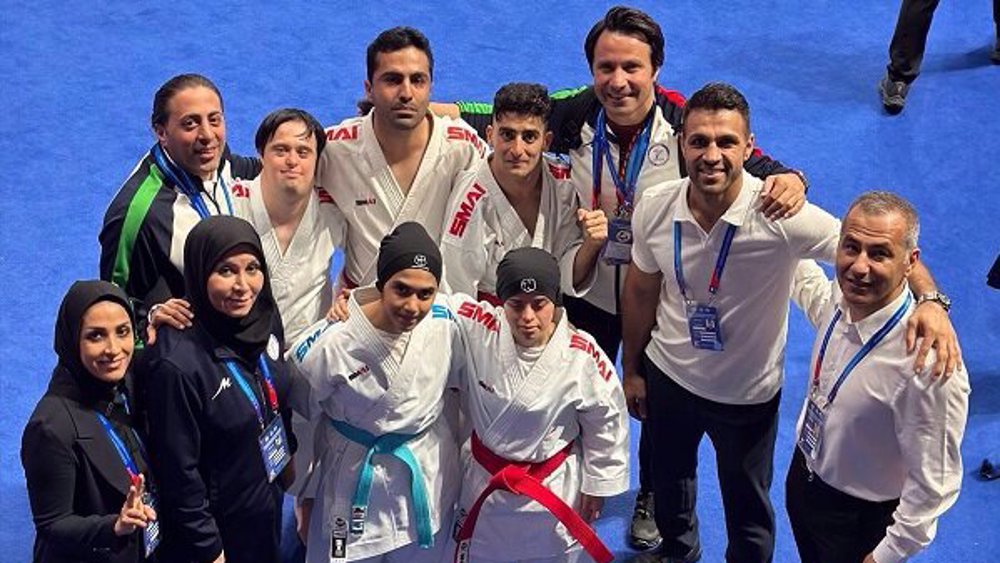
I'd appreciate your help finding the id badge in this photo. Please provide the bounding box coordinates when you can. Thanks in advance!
[601,218,633,266]
[258,417,291,483]
[330,517,348,562]
[142,492,161,558]
[686,303,724,351]
[797,397,827,461]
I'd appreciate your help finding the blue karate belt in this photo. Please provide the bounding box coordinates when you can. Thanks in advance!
[330,419,433,548]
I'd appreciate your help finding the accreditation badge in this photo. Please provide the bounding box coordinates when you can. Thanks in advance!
[142,491,161,557]
[259,417,291,483]
[331,516,348,561]
[601,218,633,265]
[797,395,827,461]
[686,303,724,351]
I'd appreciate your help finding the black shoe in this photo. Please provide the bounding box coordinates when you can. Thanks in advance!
[879,74,909,114]
[990,38,1000,64]
[980,458,1000,480]
[628,491,662,550]
[628,545,702,563]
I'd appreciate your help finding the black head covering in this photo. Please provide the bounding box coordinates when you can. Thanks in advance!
[50,280,136,410]
[375,222,442,291]
[183,215,277,362]
[495,247,562,305]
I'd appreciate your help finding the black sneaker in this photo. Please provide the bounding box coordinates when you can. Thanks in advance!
[628,491,662,550]
[990,38,1000,64]
[879,74,909,114]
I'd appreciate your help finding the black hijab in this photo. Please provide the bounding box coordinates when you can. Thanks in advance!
[50,280,136,414]
[183,215,277,362]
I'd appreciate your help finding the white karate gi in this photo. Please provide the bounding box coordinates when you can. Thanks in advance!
[439,157,593,302]
[444,295,629,561]
[230,176,347,344]
[291,288,465,562]
[316,112,486,288]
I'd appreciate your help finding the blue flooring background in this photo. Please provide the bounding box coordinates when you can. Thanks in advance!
[1,1,998,561]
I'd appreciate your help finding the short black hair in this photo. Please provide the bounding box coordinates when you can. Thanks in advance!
[151,73,223,128]
[492,83,552,123]
[366,26,434,82]
[584,6,665,70]
[682,82,751,134]
[254,108,326,155]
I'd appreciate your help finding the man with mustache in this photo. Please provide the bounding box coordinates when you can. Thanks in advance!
[315,26,485,291]
[620,83,956,563]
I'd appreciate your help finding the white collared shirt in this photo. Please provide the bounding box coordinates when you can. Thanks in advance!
[630,171,841,404]
[793,270,970,563]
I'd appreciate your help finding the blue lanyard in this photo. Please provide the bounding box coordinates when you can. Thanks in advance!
[223,355,279,428]
[95,409,147,485]
[151,144,234,218]
[812,292,912,404]
[591,109,653,212]
[673,221,738,303]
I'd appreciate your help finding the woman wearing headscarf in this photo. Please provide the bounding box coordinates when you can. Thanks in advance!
[22,280,159,563]
[140,215,294,563]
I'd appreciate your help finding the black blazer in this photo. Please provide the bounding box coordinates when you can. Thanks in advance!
[21,369,148,563]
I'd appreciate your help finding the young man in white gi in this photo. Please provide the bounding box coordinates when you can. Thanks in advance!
[440,83,606,305]
[786,192,969,563]
[447,247,629,563]
[316,26,485,290]
[620,83,959,563]
[292,222,463,563]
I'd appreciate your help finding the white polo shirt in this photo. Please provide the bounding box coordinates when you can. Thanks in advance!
[792,267,970,563]
[630,171,840,404]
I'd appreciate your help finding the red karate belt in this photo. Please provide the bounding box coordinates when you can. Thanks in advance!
[340,272,359,290]
[453,433,613,563]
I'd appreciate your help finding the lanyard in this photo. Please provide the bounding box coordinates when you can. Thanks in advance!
[812,292,912,404]
[95,407,148,487]
[223,355,280,428]
[151,144,234,218]
[591,109,653,213]
[673,221,738,303]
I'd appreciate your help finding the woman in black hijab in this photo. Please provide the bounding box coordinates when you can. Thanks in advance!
[139,216,293,563]
[22,280,158,563]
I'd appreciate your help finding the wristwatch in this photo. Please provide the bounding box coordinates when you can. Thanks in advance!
[916,291,951,313]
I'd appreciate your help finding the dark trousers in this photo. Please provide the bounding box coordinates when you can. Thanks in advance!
[564,295,653,493]
[888,0,1000,83]
[786,449,899,563]
[644,355,780,563]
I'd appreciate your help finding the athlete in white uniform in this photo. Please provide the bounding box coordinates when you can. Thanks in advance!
[315,27,485,289]
[440,83,606,305]
[230,109,347,345]
[447,248,629,563]
[292,223,463,563]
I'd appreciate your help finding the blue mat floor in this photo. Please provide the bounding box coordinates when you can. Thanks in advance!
[1,2,998,561]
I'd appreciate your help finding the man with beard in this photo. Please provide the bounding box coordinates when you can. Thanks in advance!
[316,26,485,290]
[620,83,957,563]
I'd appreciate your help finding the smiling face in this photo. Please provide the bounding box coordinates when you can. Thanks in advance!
[259,119,318,198]
[681,108,754,202]
[79,301,134,384]
[590,31,659,126]
[503,294,557,348]
[378,269,438,333]
[206,248,265,318]
[487,112,551,180]
[837,207,918,319]
[365,47,432,132]
[154,86,226,180]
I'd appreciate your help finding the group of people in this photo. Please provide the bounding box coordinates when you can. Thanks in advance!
[21,5,972,563]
